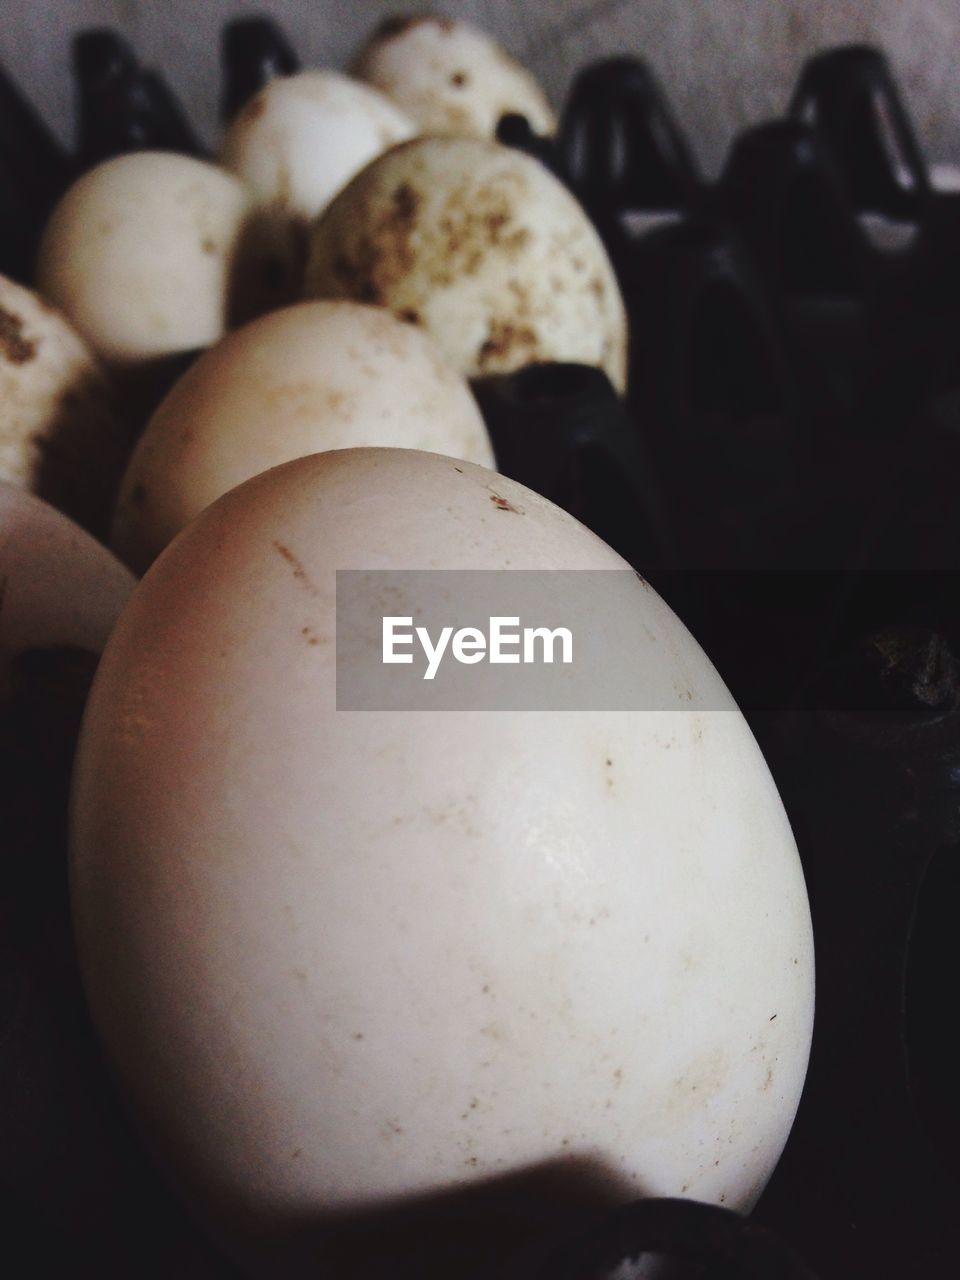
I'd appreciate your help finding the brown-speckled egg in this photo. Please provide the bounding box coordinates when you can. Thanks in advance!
[110,300,494,574]
[353,14,556,140]
[303,137,627,390]
[0,274,126,537]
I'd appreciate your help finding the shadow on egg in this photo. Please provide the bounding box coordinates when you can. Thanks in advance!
[209,1154,645,1279]
[227,204,307,331]
[28,381,128,542]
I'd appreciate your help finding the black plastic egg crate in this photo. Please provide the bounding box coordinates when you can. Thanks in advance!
[2,17,959,1279]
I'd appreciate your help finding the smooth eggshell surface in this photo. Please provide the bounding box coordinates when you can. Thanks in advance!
[220,70,417,223]
[304,138,628,390]
[35,152,262,365]
[0,482,134,681]
[0,274,125,537]
[354,16,556,139]
[110,301,494,574]
[71,448,813,1274]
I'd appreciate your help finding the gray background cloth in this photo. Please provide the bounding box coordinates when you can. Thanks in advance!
[2,0,958,177]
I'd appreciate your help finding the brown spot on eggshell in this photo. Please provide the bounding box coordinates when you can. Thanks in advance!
[272,541,319,595]
[242,93,268,122]
[328,182,422,304]
[489,492,521,513]
[477,319,538,368]
[450,70,469,88]
[0,306,36,364]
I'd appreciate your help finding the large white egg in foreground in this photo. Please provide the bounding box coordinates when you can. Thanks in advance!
[110,301,494,574]
[304,137,628,390]
[70,449,813,1275]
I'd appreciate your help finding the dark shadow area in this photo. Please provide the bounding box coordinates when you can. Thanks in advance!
[205,1156,641,1280]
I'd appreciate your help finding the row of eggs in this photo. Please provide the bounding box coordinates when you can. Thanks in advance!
[1,14,814,1278]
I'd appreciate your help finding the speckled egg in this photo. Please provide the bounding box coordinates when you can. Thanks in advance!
[110,300,494,574]
[0,275,126,537]
[353,15,556,139]
[71,447,813,1277]
[35,152,273,366]
[303,137,628,390]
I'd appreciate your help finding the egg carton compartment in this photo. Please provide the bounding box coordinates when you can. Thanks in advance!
[3,9,960,1280]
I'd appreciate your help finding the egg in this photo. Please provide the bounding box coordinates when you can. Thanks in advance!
[35,152,277,366]
[353,15,556,140]
[219,69,417,285]
[304,137,628,390]
[0,274,126,537]
[71,448,813,1276]
[110,301,495,574]
[0,481,134,682]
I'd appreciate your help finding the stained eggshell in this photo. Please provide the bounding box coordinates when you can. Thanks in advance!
[35,152,275,366]
[219,69,416,282]
[0,275,126,537]
[303,137,628,391]
[353,15,556,139]
[71,448,813,1276]
[110,300,495,574]
[0,482,134,680]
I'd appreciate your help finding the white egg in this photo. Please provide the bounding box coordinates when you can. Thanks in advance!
[110,301,494,574]
[0,274,126,536]
[220,70,416,241]
[0,483,134,680]
[35,152,275,366]
[304,137,628,391]
[71,448,813,1276]
[353,15,556,140]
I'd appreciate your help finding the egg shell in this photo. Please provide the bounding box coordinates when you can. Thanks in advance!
[0,275,126,537]
[110,300,495,574]
[353,15,556,139]
[220,70,417,224]
[71,448,813,1275]
[304,137,628,391]
[35,152,270,366]
[0,482,134,681]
